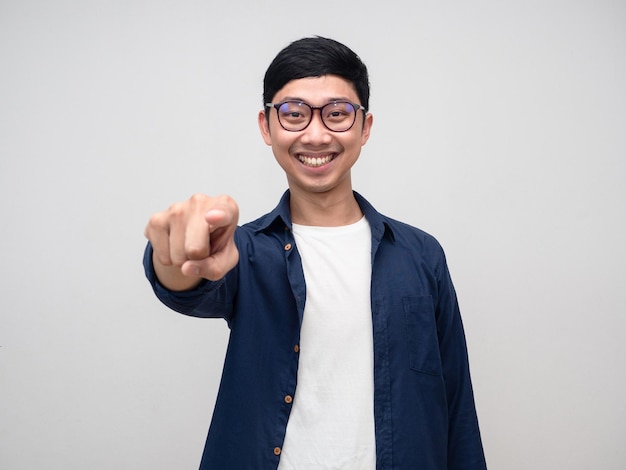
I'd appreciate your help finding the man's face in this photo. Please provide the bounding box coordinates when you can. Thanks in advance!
[258,75,373,198]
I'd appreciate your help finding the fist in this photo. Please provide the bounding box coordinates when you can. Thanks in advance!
[145,194,239,289]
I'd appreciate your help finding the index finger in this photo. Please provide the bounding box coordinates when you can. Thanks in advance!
[204,196,239,232]
[204,209,234,231]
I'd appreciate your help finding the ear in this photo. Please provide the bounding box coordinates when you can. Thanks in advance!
[360,112,373,146]
[258,109,272,146]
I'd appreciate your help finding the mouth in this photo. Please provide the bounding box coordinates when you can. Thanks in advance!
[297,153,336,168]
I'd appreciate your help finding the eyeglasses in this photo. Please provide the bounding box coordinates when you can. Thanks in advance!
[265,100,366,132]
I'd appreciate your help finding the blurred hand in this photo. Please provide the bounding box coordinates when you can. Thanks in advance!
[145,194,239,290]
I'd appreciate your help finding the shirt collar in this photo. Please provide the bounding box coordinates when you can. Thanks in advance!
[253,190,395,243]
[253,190,293,233]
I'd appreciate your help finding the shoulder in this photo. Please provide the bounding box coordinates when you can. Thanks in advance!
[359,193,443,253]
[380,215,449,271]
[383,215,444,252]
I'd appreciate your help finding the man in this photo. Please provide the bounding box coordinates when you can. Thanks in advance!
[144,36,487,469]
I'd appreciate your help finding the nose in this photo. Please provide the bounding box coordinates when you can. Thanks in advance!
[300,109,332,145]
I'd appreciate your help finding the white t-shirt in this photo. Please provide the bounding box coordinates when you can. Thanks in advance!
[278,217,376,470]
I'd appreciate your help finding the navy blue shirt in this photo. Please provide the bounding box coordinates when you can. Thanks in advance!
[144,191,486,469]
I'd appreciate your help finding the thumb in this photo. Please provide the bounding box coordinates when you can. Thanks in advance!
[181,242,239,281]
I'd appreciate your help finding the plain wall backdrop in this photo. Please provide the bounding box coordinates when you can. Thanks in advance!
[1,0,624,468]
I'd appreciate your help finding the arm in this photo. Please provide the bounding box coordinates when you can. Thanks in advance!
[143,241,239,320]
[435,255,487,469]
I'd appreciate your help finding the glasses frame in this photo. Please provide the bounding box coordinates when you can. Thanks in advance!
[265,100,366,132]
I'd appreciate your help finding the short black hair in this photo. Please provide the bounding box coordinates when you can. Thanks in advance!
[263,36,370,111]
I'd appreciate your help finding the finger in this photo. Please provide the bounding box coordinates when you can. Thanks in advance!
[205,210,237,254]
[204,209,228,228]
[184,210,212,260]
[182,240,240,281]
[205,198,239,250]
[204,195,239,228]
[168,211,189,265]
[205,207,238,231]
[145,212,173,266]
[155,200,195,266]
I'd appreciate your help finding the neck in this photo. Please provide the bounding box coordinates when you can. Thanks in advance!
[289,188,362,227]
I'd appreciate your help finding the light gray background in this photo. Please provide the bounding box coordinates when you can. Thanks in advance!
[1,1,624,468]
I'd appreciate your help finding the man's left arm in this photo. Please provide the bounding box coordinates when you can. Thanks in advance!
[435,255,487,469]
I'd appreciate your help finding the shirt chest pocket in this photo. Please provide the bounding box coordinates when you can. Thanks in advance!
[403,296,442,375]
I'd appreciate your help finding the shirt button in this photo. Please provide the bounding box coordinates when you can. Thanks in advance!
[274,447,282,456]
[284,395,293,404]
[294,344,300,353]
[284,243,292,251]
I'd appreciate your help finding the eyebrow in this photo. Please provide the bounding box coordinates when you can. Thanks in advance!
[278,96,355,104]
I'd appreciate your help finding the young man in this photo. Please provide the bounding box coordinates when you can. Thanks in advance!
[144,37,487,469]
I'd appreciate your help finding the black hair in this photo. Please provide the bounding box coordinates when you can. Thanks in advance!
[263,36,370,111]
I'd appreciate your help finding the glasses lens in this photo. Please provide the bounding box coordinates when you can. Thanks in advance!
[275,101,359,132]
[277,102,311,131]
[321,102,357,131]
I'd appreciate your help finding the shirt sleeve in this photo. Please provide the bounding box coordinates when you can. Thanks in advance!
[143,241,237,323]
[434,251,487,469]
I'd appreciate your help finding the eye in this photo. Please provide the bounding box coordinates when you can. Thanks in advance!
[279,102,308,120]
[324,102,354,121]
[278,103,291,114]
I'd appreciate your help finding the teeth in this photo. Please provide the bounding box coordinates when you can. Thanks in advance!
[298,154,333,167]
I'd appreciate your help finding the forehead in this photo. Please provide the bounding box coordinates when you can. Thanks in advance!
[273,75,359,104]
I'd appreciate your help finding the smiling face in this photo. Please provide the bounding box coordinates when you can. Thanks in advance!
[258,75,373,201]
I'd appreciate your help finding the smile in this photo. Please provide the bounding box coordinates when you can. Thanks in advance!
[297,153,335,168]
